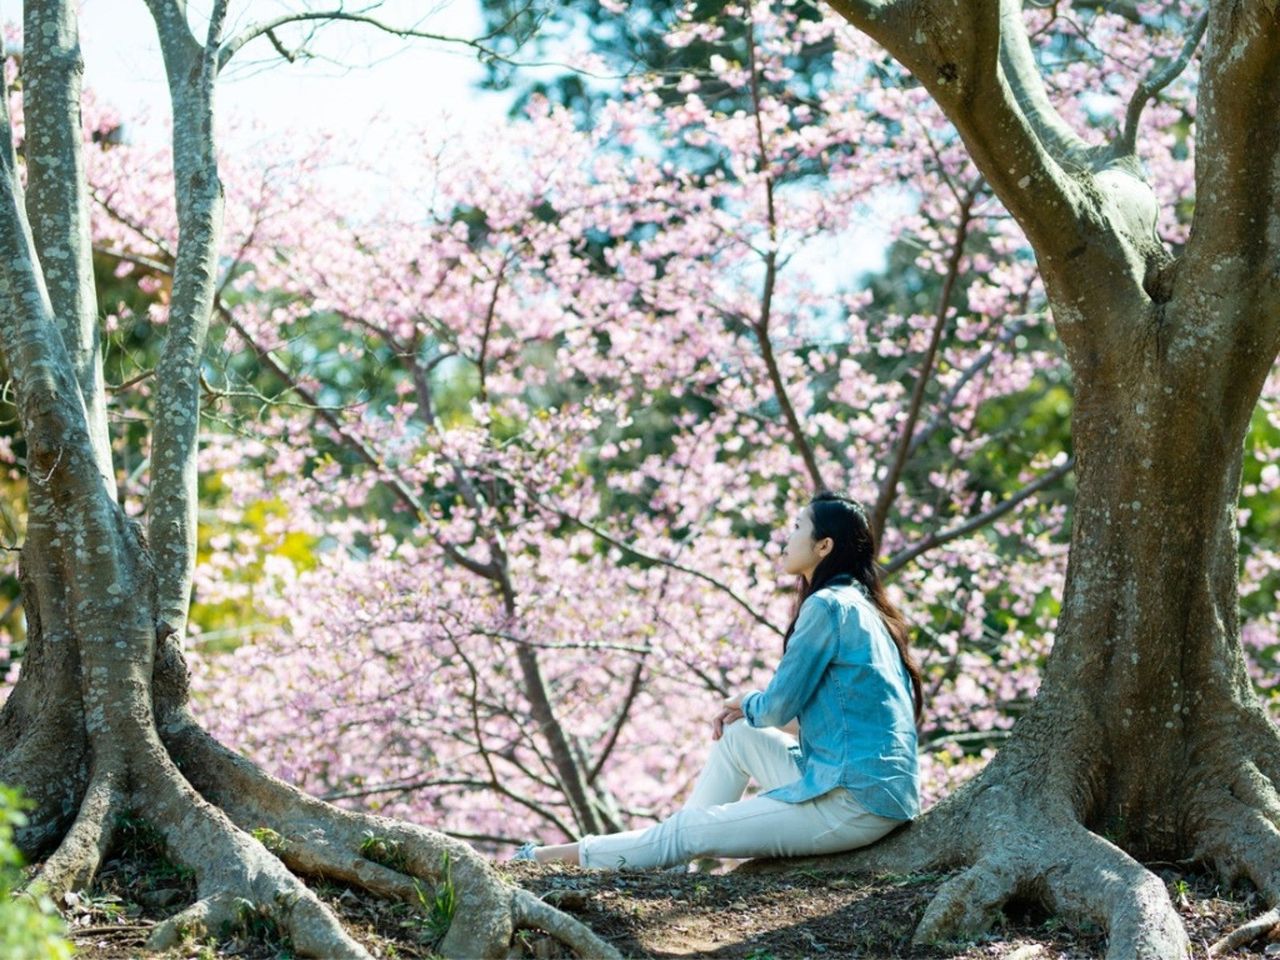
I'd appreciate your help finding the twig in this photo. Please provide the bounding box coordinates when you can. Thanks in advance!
[871,186,978,543]
[1116,12,1208,157]
[883,456,1075,575]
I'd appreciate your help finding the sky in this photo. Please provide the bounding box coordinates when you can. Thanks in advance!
[1,0,893,283]
[70,0,513,147]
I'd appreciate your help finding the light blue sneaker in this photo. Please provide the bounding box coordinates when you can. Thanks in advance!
[510,841,539,862]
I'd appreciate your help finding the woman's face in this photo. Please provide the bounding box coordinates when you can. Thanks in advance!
[781,505,833,580]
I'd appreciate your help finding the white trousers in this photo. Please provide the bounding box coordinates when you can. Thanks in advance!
[578,718,901,870]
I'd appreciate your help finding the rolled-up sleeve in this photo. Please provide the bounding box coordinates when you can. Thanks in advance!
[741,596,838,729]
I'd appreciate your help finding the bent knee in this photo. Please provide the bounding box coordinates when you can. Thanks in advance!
[722,716,755,740]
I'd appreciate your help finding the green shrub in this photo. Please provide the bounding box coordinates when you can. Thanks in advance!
[0,785,72,960]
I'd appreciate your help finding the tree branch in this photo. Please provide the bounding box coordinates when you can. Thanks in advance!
[217,9,612,76]
[21,0,114,492]
[745,1,826,493]
[998,0,1103,171]
[588,658,646,785]
[214,303,502,581]
[871,185,978,544]
[1178,4,1280,351]
[907,312,1038,458]
[883,455,1074,575]
[142,0,229,639]
[1115,12,1207,159]
[827,0,1091,267]
[530,499,781,636]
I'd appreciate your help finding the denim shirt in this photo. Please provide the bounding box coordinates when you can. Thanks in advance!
[740,578,920,820]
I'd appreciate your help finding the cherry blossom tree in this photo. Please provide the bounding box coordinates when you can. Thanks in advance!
[0,3,619,957]
[4,0,1280,957]
[777,2,1280,958]
[158,3,1280,956]
[131,5,1079,852]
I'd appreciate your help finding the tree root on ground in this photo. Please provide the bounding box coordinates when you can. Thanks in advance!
[161,716,623,959]
[9,703,621,959]
[738,780,1189,960]
[1198,784,1280,955]
[28,764,122,900]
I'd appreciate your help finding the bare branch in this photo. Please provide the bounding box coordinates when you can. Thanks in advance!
[447,634,582,838]
[533,500,781,636]
[998,0,1096,171]
[827,0,1092,267]
[218,9,618,77]
[871,185,978,544]
[745,1,826,493]
[1116,12,1207,158]
[589,658,646,784]
[907,312,1039,458]
[211,302,503,582]
[883,456,1074,575]
[131,0,249,638]
[141,0,198,61]
[263,28,298,63]
[1179,4,1280,352]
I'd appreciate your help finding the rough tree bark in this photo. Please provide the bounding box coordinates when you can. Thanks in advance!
[742,2,1280,958]
[0,2,619,957]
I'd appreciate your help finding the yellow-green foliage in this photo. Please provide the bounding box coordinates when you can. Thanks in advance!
[0,785,71,960]
[190,479,320,654]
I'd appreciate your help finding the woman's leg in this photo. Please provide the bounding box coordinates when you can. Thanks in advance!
[528,719,800,866]
[578,787,900,870]
[683,717,802,809]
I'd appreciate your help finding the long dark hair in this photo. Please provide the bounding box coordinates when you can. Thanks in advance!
[783,491,925,722]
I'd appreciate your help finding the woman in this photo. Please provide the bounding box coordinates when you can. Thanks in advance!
[512,491,923,869]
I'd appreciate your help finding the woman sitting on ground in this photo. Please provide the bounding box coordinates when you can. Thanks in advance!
[513,490,923,870]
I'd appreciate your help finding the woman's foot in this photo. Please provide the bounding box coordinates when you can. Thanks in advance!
[510,841,539,862]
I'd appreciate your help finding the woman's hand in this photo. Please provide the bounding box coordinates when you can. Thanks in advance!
[712,693,745,740]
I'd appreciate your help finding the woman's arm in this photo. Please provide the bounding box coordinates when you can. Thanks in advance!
[715,696,795,736]
[738,596,838,729]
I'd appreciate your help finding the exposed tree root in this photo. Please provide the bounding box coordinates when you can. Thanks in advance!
[28,764,121,901]
[70,727,375,958]
[162,716,623,958]
[1211,906,1280,956]
[739,779,1188,960]
[1198,787,1280,956]
[512,887,624,959]
[1031,823,1187,960]
[149,888,368,958]
[912,855,1022,944]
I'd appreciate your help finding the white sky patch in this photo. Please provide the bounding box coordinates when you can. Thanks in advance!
[5,1,899,287]
[65,0,510,151]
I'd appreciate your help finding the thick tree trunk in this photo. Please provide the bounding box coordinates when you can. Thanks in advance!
[745,304,1280,957]
[0,520,621,959]
[1030,362,1267,856]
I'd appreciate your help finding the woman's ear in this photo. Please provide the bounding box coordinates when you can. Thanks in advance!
[818,536,834,558]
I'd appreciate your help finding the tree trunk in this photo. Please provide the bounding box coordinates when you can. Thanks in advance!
[1030,357,1270,858]
[0,516,620,959]
[1,3,623,955]
[759,4,1280,955]
[745,301,1280,959]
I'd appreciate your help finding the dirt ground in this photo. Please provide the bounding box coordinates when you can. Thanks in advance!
[500,863,1270,959]
[58,850,1276,959]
